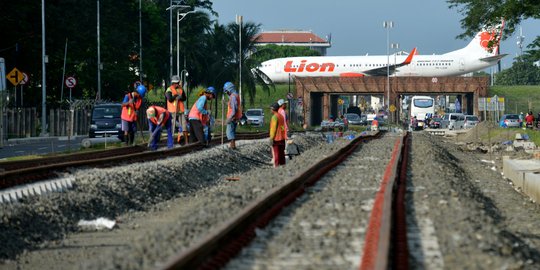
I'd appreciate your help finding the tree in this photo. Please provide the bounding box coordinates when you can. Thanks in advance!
[495,58,540,85]
[252,44,321,63]
[447,0,540,61]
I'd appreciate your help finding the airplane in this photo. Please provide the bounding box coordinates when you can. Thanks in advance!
[255,24,506,83]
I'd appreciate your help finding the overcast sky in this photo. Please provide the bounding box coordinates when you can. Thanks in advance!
[211,0,540,70]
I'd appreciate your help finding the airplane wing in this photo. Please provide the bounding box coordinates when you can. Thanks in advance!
[361,48,417,76]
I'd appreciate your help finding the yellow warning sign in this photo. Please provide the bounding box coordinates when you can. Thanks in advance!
[7,68,23,86]
[389,104,396,112]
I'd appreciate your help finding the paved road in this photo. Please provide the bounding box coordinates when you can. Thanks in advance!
[0,136,86,160]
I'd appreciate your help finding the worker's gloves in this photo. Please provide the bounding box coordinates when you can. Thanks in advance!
[175,95,181,101]
[226,118,232,124]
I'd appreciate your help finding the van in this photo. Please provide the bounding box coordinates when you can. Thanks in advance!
[440,113,465,130]
[89,103,123,139]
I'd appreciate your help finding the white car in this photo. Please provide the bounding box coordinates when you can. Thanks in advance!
[245,108,265,126]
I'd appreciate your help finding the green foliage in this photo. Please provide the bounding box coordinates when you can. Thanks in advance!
[252,44,322,63]
[447,0,540,61]
[495,60,540,85]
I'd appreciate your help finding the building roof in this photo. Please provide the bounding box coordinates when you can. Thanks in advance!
[254,30,329,45]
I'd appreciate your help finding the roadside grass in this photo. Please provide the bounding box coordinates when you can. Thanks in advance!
[490,85,540,114]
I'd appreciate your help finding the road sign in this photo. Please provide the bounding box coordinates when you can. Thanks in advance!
[65,76,77,88]
[19,72,29,85]
[287,92,293,99]
[338,98,344,105]
[7,67,23,86]
[389,104,396,112]
[0,58,5,91]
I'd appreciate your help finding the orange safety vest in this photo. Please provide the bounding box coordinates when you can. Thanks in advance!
[270,112,286,141]
[188,96,207,121]
[227,93,243,120]
[166,85,185,113]
[372,119,379,127]
[121,92,142,122]
[148,106,170,126]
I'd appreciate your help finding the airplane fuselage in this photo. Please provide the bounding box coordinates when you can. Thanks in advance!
[259,54,497,83]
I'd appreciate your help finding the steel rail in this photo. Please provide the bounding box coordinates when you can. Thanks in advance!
[161,132,383,269]
[359,132,408,270]
[0,132,268,189]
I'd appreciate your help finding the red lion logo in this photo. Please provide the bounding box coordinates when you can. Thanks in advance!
[479,30,500,53]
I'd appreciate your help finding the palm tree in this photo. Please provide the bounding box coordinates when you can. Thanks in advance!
[226,21,272,105]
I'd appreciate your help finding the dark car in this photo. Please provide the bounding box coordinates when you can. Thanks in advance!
[344,113,364,125]
[89,103,123,139]
[429,117,443,128]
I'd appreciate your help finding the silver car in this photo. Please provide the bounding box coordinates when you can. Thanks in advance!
[245,108,265,126]
[463,115,479,129]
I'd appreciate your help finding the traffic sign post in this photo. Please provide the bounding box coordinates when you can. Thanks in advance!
[65,76,77,101]
[19,72,29,107]
[0,58,4,147]
[0,58,6,91]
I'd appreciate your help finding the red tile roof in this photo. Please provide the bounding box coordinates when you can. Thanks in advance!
[254,31,328,44]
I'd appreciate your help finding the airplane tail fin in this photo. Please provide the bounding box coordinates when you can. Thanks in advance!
[461,21,505,56]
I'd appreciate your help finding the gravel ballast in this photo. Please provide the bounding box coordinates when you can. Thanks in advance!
[3,131,540,269]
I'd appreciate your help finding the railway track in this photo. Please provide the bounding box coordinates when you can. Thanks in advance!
[4,131,540,269]
[0,132,268,190]
[159,131,411,269]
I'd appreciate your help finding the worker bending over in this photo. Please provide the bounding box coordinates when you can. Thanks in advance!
[146,106,173,150]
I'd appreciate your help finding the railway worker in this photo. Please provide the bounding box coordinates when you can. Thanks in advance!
[371,116,379,131]
[121,84,146,146]
[525,111,535,129]
[277,99,289,139]
[223,82,243,149]
[146,105,173,150]
[269,102,287,167]
[188,87,215,145]
[165,75,188,145]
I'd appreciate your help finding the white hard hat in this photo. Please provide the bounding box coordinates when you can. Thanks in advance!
[171,75,180,83]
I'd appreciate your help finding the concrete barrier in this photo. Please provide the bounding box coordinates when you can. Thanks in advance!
[503,156,540,202]
[81,137,122,148]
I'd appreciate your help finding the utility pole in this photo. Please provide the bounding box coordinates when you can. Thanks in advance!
[97,0,101,100]
[41,0,47,135]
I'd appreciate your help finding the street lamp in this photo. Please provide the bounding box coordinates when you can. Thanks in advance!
[166,1,188,82]
[176,10,194,76]
[383,20,393,109]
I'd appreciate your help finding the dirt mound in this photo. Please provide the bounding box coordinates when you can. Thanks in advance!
[456,121,524,144]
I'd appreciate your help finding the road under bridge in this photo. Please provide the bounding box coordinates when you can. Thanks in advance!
[294,76,489,126]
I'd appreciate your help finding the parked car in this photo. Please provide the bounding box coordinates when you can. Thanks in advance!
[463,115,479,129]
[428,116,443,129]
[440,113,465,130]
[89,103,123,139]
[245,108,264,126]
[344,113,365,125]
[499,114,521,128]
